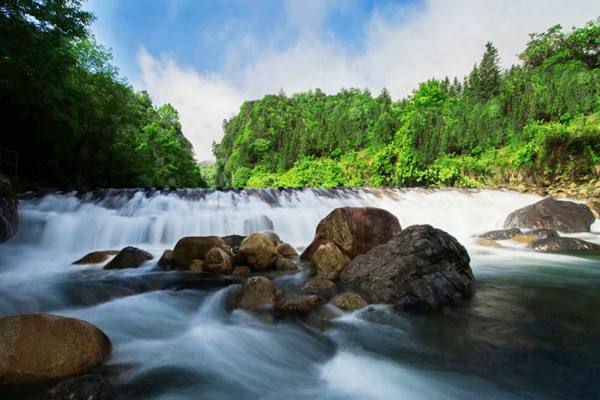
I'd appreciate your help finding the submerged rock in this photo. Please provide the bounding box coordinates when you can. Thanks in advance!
[237,233,278,271]
[528,237,600,253]
[45,374,114,400]
[0,314,111,386]
[504,198,594,233]
[340,225,474,311]
[104,247,152,270]
[511,229,559,244]
[172,236,230,269]
[0,174,18,243]
[237,276,281,312]
[330,292,368,312]
[274,295,324,317]
[302,277,337,296]
[232,266,251,276]
[477,228,522,240]
[73,250,119,265]
[474,238,503,248]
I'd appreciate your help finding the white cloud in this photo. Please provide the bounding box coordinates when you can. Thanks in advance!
[135,0,600,160]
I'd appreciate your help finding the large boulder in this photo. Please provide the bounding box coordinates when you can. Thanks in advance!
[504,198,595,233]
[172,236,230,269]
[0,174,18,243]
[528,237,600,253]
[73,250,119,265]
[311,242,348,280]
[340,225,474,311]
[204,247,233,274]
[0,314,111,385]
[301,207,401,261]
[237,233,278,271]
[104,246,152,270]
[237,277,281,312]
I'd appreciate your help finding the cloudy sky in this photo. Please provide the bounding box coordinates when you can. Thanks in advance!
[86,0,600,161]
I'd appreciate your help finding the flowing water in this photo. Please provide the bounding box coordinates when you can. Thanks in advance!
[1,188,599,399]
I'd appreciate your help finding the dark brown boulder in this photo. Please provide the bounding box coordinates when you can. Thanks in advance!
[528,237,600,253]
[0,314,111,386]
[72,250,119,265]
[157,249,175,269]
[504,198,594,233]
[172,236,229,268]
[232,266,251,276]
[301,207,401,261]
[274,295,324,317]
[330,292,368,312]
[340,225,474,311]
[104,247,152,270]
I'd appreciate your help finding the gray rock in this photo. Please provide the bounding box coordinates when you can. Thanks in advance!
[528,237,600,253]
[477,228,522,240]
[504,198,594,233]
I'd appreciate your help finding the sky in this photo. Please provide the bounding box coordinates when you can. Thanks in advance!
[86,0,600,161]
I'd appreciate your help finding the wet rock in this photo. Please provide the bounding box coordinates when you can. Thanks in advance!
[0,174,18,243]
[302,277,337,296]
[72,250,119,265]
[104,246,152,270]
[504,198,595,233]
[0,314,111,385]
[157,249,175,269]
[330,292,368,312]
[172,236,229,268]
[275,295,324,317]
[587,199,600,219]
[45,374,114,400]
[511,229,559,244]
[189,259,204,272]
[528,237,600,253]
[232,266,251,276]
[222,235,246,254]
[204,247,233,274]
[237,276,281,312]
[474,238,503,248]
[277,242,297,257]
[275,256,296,271]
[301,207,401,261]
[311,242,348,280]
[476,228,522,240]
[237,233,278,271]
[340,225,474,311]
[259,230,281,246]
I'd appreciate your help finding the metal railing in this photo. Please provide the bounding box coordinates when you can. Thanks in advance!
[0,146,19,177]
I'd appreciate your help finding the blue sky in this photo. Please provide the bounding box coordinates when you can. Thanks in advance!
[85,0,600,161]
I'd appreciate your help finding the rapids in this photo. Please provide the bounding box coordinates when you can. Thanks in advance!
[1,188,599,399]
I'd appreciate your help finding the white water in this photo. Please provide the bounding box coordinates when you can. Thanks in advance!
[1,188,599,399]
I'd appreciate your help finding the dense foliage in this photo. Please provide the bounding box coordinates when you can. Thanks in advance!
[0,0,205,188]
[214,19,600,188]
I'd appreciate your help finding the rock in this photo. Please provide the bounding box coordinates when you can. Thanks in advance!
[0,314,111,385]
[222,235,246,254]
[275,256,296,271]
[301,207,401,261]
[311,242,348,280]
[474,238,503,248]
[330,292,368,312]
[340,225,474,311]
[259,230,281,246]
[237,276,281,312]
[274,295,324,317]
[477,228,522,240]
[172,236,229,269]
[587,199,600,219]
[232,266,251,276]
[72,250,119,265]
[504,198,595,233]
[204,247,233,274]
[189,259,204,272]
[243,215,274,234]
[277,242,297,257]
[237,233,278,271]
[0,174,18,243]
[528,237,600,253]
[511,229,559,244]
[45,374,114,400]
[157,249,175,269]
[302,278,337,296]
[104,246,152,270]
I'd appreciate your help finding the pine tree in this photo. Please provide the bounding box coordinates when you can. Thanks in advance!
[478,42,501,99]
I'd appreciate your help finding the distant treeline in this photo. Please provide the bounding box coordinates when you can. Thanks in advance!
[214,19,600,188]
[0,0,205,189]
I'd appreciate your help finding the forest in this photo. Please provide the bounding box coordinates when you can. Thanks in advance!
[0,0,205,189]
[214,19,600,189]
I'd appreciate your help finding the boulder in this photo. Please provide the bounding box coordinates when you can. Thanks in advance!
[587,199,600,219]
[232,266,251,276]
[302,278,337,296]
[259,230,281,246]
[0,314,111,385]
[72,250,119,265]
[340,225,474,311]
[189,259,204,272]
[301,207,401,261]
[237,233,278,271]
[157,249,175,269]
[237,277,281,312]
[274,295,324,317]
[476,228,522,240]
[172,236,229,268]
[275,256,296,271]
[528,237,600,253]
[104,247,152,270]
[330,292,368,312]
[45,374,114,400]
[504,198,595,233]
[277,242,297,257]
[0,174,18,243]
[222,235,246,254]
[204,247,233,274]
[511,229,559,244]
[311,242,348,280]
